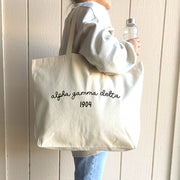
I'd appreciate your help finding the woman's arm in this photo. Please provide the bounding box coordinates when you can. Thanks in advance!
[77,17,138,75]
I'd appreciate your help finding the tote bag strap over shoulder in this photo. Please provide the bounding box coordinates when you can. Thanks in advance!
[66,9,78,55]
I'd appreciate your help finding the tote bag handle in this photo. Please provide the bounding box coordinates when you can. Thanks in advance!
[66,9,78,55]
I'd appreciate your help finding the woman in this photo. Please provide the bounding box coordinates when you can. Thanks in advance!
[60,0,141,179]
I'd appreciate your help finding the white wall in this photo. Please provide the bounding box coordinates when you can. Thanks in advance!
[0,0,180,179]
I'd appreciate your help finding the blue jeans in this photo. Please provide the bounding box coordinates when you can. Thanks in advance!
[73,151,108,180]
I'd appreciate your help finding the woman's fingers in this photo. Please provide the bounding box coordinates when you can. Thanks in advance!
[127,38,141,56]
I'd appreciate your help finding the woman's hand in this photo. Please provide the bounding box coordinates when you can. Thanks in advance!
[127,37,141,56]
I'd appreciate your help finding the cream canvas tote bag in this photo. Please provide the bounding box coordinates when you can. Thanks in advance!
[31,9,144,151]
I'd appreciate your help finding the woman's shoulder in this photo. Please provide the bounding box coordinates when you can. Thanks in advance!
[73,1,111,25]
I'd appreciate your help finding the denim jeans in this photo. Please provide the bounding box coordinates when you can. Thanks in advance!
[73,151,108,180]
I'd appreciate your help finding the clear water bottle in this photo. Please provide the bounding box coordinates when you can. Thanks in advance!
[123,18,138,40]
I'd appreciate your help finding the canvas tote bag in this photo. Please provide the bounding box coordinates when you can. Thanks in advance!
[31,9,144,151]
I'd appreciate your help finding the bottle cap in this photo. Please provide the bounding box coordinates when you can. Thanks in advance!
[126,18,136,26]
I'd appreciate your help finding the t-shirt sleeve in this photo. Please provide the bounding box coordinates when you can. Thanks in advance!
[77,11,137,75]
